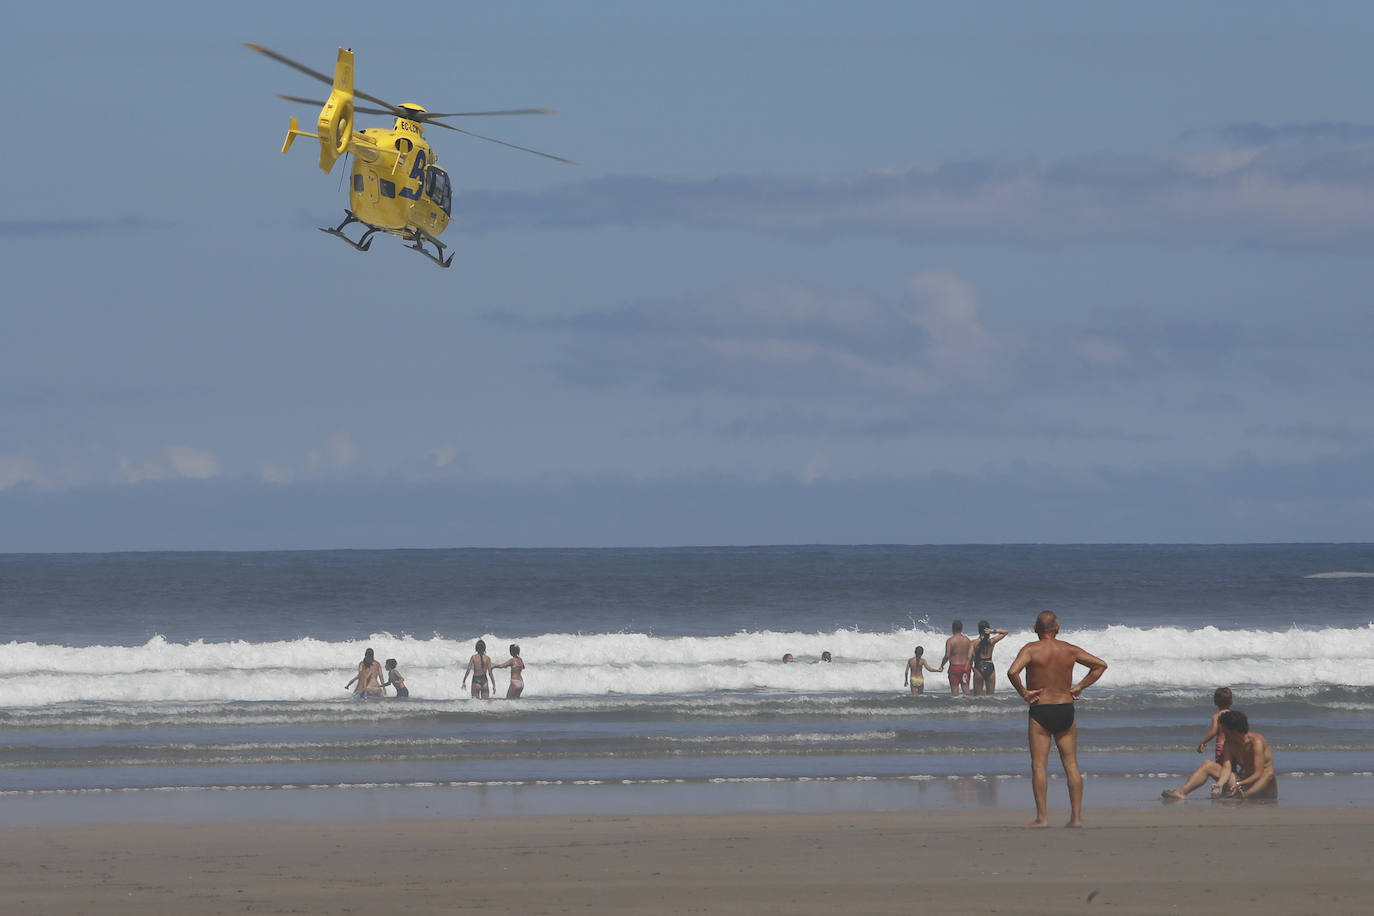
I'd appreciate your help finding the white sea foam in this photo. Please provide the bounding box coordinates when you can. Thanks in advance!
[2,623,1372,708]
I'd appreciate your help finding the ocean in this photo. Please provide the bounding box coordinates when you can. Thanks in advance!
[2,544,1372,824]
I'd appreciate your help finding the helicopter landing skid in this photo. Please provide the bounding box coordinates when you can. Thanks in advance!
[402,227,455,269]
[318,210,381,253]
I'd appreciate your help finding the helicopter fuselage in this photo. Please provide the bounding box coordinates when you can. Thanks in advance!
[347,118,452,239]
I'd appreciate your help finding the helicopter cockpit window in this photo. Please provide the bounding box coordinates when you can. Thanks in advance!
[425,167,453,216]
[379,179,397,199]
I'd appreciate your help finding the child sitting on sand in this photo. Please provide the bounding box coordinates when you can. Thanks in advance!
[1196,686,1233,791]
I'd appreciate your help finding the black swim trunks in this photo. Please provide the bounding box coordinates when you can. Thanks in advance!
[975,659,995,679]
[394,686,409,698]
[1028,702,1075,735]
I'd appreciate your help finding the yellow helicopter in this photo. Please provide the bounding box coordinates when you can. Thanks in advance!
[245,44,574,267]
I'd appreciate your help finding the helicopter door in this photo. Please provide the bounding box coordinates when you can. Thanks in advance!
[425,166,452,216]
[350,168,379,209]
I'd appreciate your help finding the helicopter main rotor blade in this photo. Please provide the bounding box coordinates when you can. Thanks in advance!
[245,44,337,88]
[430,122,578,164]
[244,44,408,117]
[275,96,554,120]
[276,94,396,116]
[420,108,557,118]
[248,44,574,162]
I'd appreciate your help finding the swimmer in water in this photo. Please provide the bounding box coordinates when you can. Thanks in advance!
[969,620,1010,695]
[345,648,384,699]
[462,639,494,700]
[494,643,525,699]
[383,658,408,698]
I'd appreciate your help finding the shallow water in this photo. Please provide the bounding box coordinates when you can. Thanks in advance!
[2,545,1372,813]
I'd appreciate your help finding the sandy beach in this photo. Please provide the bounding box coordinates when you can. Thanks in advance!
[3,806,1370,915]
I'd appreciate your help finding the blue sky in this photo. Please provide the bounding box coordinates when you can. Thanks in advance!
[3,1,1373,549]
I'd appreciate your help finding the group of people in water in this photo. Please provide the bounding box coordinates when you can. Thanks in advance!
[904,618,1011,695]
[345,640,526,701]
[345,648,408,698]
[461,639,525,699]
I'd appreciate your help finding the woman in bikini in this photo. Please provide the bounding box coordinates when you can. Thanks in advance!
[462,639,495,700]
[494,643,525,699]
[969,620,1010,696]
[904,645,942,694]
[345,647,384,699]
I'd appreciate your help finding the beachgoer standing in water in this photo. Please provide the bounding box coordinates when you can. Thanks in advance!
[1006,611,1108,828]
[904,646,942,694]
[940,620,973,695]
[383,658,408,698]
[345,647,384,699]
[462,639,495,700]
[969,620,1010,695]
[494,643,525,699]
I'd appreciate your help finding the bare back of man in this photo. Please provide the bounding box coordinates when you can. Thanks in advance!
[940,621,974,695]
[1006,611,1108,828]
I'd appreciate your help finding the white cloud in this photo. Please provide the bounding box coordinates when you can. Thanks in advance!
[1076,337,1128,367]
[454,137,1374,252]
[258,461,291,484]
[305,431,360,475]
[165,445,220,479]
[528,272,1000,402]
[906,271,998,384]
[799,454,828,485]
[0,456,44,491]
[117,446,221,484]
[325,431,358,469]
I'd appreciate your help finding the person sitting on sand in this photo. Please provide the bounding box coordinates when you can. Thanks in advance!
[493,643,525,699]
[1163,709,1277,801]
[904,646,942,694]
[1196,686,1233,765]
[383,658,408,698]
[462,639,495,700]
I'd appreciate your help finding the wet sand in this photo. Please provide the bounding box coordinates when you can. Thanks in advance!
[2,806,1369,915]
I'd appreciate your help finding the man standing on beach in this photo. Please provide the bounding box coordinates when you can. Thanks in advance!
[940,620,973,695]
[1162,709,1278,801]
[1006,611,1108,828]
